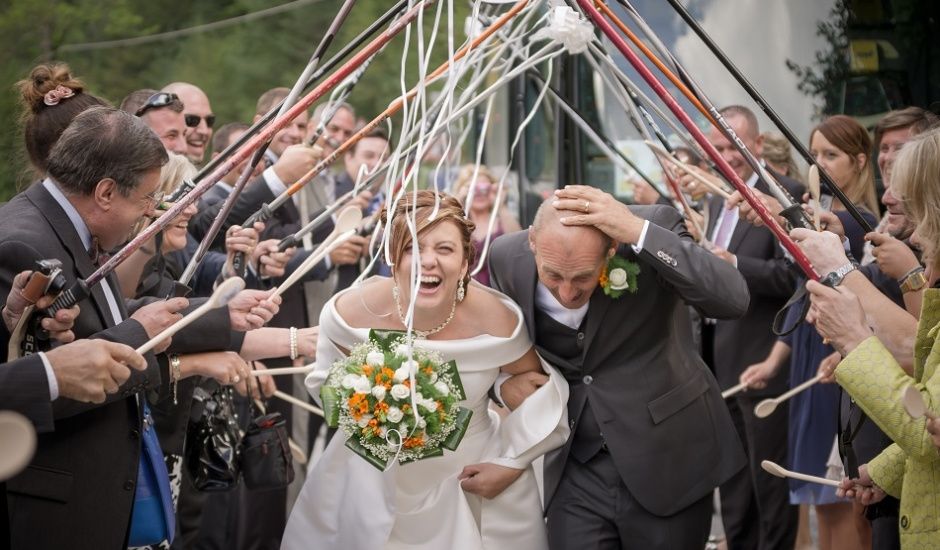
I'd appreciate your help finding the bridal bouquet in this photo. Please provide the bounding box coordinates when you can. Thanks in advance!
[321,330,472,470]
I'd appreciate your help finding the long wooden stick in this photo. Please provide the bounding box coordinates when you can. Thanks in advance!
[646,141,731,200]
[274,390,324,417]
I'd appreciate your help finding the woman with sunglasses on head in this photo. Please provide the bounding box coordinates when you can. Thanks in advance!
[451,165,521,287]
[283,190,568,550]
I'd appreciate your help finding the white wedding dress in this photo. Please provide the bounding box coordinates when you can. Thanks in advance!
[281,280,569,550]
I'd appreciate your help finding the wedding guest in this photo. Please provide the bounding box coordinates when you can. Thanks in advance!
[452,164,521,287]
[806,127,940,550]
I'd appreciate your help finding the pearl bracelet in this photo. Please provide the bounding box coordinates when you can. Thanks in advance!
[289,327,299,360]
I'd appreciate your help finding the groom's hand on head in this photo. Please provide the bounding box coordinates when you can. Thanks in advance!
[500,372,548,410]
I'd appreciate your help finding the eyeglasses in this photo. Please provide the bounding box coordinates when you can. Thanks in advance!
[135,92,180,118]
[184,114,216,129]
[142,189,165,208]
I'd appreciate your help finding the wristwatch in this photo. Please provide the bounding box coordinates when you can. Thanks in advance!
[821,262,856,287]
[899,266,928,294]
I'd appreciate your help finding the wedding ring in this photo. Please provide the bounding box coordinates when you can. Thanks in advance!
[232,374,241,384]
[583,201,590,213]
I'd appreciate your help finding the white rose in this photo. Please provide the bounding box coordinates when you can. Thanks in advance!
[365,350,385,367]
[341,373,359,389]
[433,381,450,396]
[422,400,438,412]
[353,376,372,394]
[386,407,403,423]
[416,417,427,429]
[390,384,411,400]
[428,372,439,383]
[357,414,373,428]
[608,267,629,290]
[394,343,411,357]
[371,385,387,401]
[393,359,418,383]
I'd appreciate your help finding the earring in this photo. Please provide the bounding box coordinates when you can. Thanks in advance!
[456,278,466,302]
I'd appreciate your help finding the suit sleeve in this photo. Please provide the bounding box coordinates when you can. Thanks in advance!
[637,206,750,319]
[188,177,277,247]
[735,239,799,299]
[835,335,940,464]
[0,355,54,433]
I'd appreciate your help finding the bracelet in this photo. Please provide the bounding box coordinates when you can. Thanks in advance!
[169,354,182,405]
[289,327,299,360]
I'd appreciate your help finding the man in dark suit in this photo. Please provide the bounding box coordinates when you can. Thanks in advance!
[690,105,802,550]
[490,187,749,549]
[0,106,242,549]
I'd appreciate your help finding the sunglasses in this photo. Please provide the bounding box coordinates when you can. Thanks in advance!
[184,114,216,129]
[135,92,180,118]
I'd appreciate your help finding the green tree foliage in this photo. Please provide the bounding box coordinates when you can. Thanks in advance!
[0,0,469,199]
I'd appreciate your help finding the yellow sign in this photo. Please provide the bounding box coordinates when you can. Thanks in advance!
[851,40,879,72]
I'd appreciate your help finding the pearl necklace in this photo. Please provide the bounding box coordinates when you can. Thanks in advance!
[393,285,458,339]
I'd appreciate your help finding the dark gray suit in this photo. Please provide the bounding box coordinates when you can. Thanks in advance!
[490,204,748,548]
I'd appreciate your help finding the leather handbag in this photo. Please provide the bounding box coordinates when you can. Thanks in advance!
[185,383,241,492]
[128,401,175,547]
[239,411,294,490]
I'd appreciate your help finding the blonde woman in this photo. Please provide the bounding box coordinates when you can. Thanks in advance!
[451,165,521,286]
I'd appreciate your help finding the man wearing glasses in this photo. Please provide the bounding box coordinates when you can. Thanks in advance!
[119,89,190,157]
[163,82,215,165]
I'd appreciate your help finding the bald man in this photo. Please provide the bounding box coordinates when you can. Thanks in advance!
[489,187,748,549]
[163,82,214,164]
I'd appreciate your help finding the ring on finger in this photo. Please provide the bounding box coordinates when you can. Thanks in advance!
[232,374,241,384]
[583,200,590,213]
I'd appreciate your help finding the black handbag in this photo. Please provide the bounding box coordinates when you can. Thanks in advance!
[239,410,294,490]
[185,382,241,492]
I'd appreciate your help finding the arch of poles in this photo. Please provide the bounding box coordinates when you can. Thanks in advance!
[48,0,876,335]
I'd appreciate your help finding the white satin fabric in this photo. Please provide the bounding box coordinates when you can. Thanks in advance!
[281,279,569,550]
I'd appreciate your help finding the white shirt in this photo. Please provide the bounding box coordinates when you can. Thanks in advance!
[709,171,759,250]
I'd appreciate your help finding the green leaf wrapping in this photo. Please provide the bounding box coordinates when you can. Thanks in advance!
[400,446,444,464]
[442,407,473,451]
[321,386,340,428]
[345,436,389,471]
[441,360,465,400]
[368,328,406,351]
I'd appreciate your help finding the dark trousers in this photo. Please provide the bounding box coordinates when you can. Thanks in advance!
[547,450,712,549]
[719,396,797,550]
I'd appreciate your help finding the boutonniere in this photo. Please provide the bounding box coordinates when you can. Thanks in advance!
[599,255,640,298]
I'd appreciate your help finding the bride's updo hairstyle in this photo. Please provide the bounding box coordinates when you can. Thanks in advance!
[17,62,109,172]
[382,190,476,286]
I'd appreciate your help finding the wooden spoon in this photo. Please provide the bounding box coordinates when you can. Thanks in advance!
[136,277,245,355]
[902,384,937,420]
[754,374,824,418]
[0,411,36,482]
[761,460,840,487]
[807,164,822,231]
[271,206,362,299]
[721,382,748,399]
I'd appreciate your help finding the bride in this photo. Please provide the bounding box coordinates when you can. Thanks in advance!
[281,191,569,549]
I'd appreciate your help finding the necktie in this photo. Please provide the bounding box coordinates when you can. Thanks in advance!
[713,208,736,249]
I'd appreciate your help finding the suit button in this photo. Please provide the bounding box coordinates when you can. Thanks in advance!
[900,515,909,529]
[583,375,593,385]
[577,332,584,341]
[569,419,576,428]
[124,480,135,491]
[130,429,140,440]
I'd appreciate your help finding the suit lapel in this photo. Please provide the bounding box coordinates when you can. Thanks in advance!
[25,184,116,327]
[727,215,753,254]
[581,286,610,370]
[512,236,538,342]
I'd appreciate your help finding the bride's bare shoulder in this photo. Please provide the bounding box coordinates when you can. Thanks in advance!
[334,277,397,329]
[462,283,520,338]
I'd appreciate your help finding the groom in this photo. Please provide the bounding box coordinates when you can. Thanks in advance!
[489,186,748,549]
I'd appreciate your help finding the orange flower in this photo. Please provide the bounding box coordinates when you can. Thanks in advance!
[362,365,374,377]
[403,435,425,448]
[375,367,395,385]
[598,266,609,287]
[348,393,370,420]
[422,366,434,375]
[374,401,389,415]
